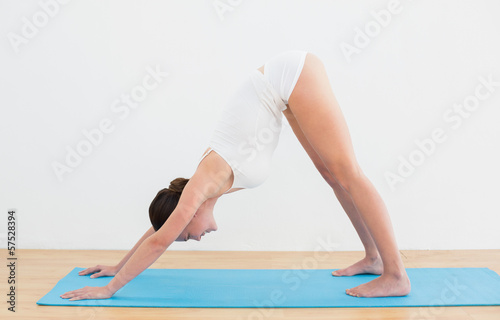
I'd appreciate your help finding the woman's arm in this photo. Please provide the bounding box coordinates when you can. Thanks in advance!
[105,205,193,295]
[115,226,156,271]
[60,171,222,301]
[77,226,156,278]
[106,172,218,294]
[61,203,197,301]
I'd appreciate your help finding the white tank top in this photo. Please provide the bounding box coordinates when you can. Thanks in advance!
[199,51,308,193]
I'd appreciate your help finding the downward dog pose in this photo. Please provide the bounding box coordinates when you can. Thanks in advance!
[61,51,410,300]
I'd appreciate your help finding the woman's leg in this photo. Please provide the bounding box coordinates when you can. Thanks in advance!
[282,108,383,275]
[286,53,410,297]
[331,182,384,275]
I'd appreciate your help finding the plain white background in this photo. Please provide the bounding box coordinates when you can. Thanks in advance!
[1,0,499,252]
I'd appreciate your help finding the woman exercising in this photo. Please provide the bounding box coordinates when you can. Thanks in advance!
[61,50,411,300]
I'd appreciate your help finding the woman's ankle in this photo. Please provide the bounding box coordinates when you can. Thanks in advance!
[382,264,408,279]
[364,252,381,262]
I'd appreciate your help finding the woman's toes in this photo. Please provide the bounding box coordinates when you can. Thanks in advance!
[346,288,360,297]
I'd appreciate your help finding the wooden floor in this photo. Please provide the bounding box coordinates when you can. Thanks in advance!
[1,249,499,320]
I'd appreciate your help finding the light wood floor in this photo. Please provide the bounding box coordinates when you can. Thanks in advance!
[1,249,499,320]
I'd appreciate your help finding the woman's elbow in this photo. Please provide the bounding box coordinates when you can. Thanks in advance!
[147,234,169,252]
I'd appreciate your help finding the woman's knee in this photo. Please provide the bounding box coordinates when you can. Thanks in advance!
[319,169,338,188]
[318,167,349,191]
[328,162,364,193]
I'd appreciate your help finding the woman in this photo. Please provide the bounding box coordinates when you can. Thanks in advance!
[61,51,411,300]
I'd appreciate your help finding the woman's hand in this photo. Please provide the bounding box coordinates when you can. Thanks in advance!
[78,264,119,278]
[60,285,113,301]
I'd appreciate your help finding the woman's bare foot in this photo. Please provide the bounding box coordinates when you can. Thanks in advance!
[346,272,411,298]
[332,256,383,277]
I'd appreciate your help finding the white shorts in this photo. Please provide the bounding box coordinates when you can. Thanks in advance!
[263,50,308,105]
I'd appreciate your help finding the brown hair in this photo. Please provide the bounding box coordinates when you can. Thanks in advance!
[149,177,189,231]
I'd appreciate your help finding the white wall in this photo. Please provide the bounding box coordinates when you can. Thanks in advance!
[1,0,499,252]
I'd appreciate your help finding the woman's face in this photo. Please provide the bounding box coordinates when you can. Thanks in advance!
[175,203,218,242]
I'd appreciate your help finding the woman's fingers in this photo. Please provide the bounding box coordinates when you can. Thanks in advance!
[69,294,86,301]
[78,267,96,275]
[78,265,102,276]
[78,265,117,278]
[60,287,86,299]
[60,285,112,301]
[61,290,86,301]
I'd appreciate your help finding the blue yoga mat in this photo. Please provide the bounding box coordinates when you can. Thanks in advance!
[37,267,500,308]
